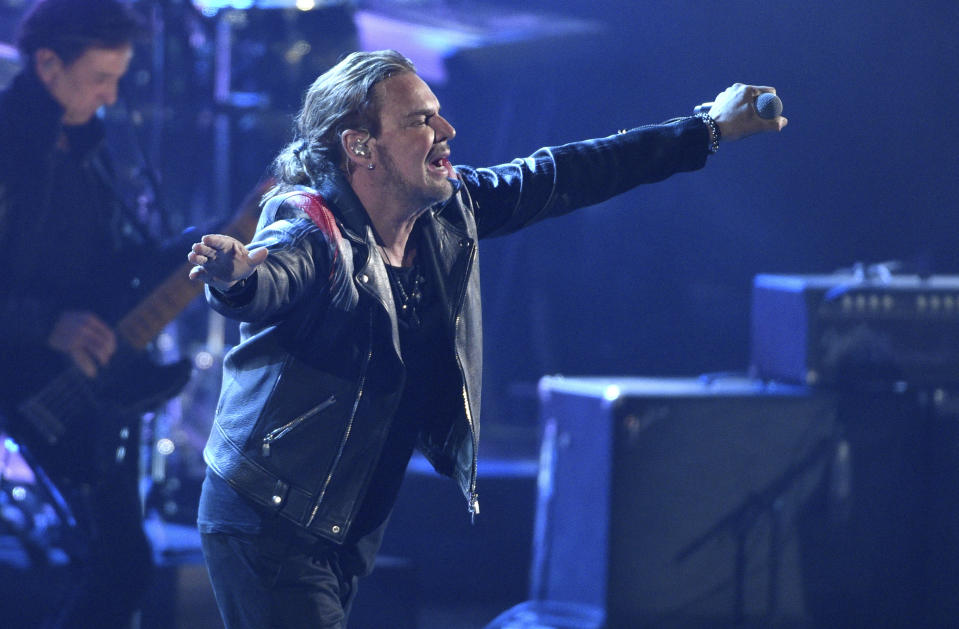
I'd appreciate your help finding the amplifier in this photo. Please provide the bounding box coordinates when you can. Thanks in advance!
[750,273,959,386]
[532,376,836,628]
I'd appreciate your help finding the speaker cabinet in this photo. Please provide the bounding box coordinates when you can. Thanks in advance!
[531,376,836,629]
[797,387,958,629]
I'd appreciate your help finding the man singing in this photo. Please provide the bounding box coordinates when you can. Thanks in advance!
[188,50,786,628]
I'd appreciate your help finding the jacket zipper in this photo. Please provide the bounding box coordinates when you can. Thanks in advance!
[261,395,337,457]
[306,308,374,527]
[450,240,480,523]
[460,377,480,523]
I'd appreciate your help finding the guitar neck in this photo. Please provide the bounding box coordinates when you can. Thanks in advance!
[115,261,204,350]
[115,191,264,350]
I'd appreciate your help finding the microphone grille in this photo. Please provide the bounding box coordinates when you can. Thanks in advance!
[756,92,783,119]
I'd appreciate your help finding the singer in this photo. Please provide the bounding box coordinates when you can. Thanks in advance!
[187,53,787,629]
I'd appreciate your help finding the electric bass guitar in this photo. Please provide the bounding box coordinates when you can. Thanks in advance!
[6,184,266,487]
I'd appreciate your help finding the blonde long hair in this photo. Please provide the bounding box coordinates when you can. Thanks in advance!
[271,50,416,188]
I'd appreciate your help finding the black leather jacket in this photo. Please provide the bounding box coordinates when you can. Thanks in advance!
[203,117,711,544]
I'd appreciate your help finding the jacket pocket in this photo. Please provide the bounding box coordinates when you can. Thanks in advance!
[261,394,336,457]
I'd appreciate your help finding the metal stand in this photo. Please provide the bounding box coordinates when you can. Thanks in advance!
[675,436,834,625]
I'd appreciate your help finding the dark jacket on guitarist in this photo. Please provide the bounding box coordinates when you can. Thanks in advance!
[0,67,154,393]
[0,65,204,411]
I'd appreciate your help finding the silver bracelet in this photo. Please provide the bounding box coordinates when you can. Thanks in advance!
[697,112,721,154]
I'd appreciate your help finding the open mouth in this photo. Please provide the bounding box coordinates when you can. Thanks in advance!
[428,155,453,177]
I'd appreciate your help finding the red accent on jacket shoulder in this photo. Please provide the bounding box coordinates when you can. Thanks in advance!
[287,193,342,279]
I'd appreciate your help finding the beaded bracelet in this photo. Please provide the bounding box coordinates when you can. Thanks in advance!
[697,112,721,154]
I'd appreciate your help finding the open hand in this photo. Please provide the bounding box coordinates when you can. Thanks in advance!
[188,234,268,292]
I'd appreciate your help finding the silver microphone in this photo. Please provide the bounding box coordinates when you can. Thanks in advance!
[694,92,783,119]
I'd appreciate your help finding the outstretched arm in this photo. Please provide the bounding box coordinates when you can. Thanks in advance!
[461,82,787,238]
[188,234,269,292]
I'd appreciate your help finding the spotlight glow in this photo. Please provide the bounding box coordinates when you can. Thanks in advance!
[194,351,215,370]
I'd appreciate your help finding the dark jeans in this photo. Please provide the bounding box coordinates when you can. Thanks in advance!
[64,495,153,629]
[43,435,153,628]
[201,518,386,629]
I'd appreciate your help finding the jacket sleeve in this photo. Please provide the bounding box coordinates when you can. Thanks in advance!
[457,116,710,239]
[205,197,340,324]
[0,71,68,348]
[0,71,62,185]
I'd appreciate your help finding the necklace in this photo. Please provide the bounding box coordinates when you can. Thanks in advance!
[389,265,425,329]
[378,245,425,329]
[378,244,397,268]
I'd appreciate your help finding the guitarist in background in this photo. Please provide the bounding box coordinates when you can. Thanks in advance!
[0,1,180,626]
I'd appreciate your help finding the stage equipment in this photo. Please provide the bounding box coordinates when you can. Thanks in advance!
[750,270,959,386]
[794,386,950,628]
[484,600,605,629]
[0,42,18,90]
[0,433,83,628]
[531,376,836,629]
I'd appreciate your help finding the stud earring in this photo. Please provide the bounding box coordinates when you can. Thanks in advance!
[367,163,375,170]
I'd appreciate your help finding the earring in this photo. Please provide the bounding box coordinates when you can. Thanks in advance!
[367,163,375,170]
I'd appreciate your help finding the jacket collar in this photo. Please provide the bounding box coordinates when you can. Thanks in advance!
[4,67,105,159]
[312,170,371,240]
[313,169,464,242]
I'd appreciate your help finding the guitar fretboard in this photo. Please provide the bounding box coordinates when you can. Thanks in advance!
[115,188,265,349]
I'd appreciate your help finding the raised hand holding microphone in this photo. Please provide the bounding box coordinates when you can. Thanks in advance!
[696,84,787,142]
[695,92,782,119]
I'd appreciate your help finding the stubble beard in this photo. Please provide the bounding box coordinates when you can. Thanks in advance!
[378,149,453,216]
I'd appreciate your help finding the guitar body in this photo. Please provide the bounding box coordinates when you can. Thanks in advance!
[7,346,193,486]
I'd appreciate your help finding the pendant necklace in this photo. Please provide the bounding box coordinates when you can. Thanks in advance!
[379,245,424,329]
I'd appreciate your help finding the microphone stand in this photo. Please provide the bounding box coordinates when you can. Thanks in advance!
[674,436,833,624]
